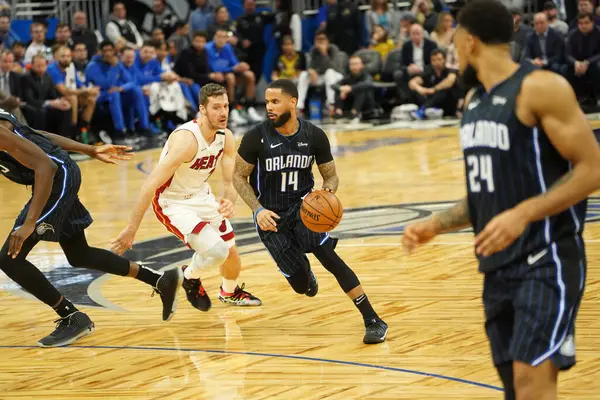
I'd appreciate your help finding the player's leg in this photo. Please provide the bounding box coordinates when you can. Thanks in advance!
[79,90,97,133]
[510,240,584,400]
[58,230,182,321]
[225,73,236,106]
[0,234,94,347]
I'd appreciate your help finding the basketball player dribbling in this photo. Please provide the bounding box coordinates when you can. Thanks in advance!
[0,109,182,347]
[232,79,388,344]
[403,1,600,398]
[112,84,261,311]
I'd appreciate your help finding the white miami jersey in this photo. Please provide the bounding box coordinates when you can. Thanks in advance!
[157,120,225,199]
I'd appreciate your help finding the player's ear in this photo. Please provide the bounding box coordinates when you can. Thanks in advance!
[290,97,297,108]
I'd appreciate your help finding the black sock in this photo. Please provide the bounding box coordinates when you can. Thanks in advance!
[136,265,162,287]
[353,293,378,323]
[53,297,79,318]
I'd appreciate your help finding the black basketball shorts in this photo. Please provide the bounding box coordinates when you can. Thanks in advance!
[483,235,586,370]
[257,201,330,277]
[12,159,93,242]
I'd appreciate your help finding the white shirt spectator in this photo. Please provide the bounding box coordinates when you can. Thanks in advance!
[413,41,424,69]
[24,42,51,65]
[106,18,144,49]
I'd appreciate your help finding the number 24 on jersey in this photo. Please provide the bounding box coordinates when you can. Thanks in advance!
[467,154,495,193]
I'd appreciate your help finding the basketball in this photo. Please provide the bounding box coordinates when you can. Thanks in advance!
[300,190,343,232]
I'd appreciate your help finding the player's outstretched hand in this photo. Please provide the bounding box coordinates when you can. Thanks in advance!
[92,145,134,164]
[475,208,528,257]
[402,219,439,254]
[8,221,35,259]
[111,227,136,256]
[218,198,235,219]
[255,208,280,232]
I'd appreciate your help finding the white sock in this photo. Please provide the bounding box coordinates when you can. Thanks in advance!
[184,253,204,280]
[221,278,238,294]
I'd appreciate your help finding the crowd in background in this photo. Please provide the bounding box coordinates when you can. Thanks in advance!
[0,0,598,144]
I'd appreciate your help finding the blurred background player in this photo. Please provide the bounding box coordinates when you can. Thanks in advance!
[112,83,261,310]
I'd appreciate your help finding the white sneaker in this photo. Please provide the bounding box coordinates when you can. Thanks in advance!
[247,107,264,122]
[229,109,248,126]
[98,130,112,144]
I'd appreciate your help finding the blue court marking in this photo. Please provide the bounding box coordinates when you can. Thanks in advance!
[0,344,502,392]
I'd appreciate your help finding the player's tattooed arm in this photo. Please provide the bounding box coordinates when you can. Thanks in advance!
[233,155,262,212]
[433,197,472,233]
[318,161,339,193]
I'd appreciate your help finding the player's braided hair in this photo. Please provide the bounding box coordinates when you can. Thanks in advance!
[200,83,227,106]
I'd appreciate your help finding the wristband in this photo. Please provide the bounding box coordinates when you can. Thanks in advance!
[254,207,265,217]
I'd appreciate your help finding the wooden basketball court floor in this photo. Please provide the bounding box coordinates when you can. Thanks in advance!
[1,120,600,399]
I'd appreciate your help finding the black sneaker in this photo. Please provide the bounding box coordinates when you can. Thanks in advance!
[363,318,388,344]
[153,267,183,321]
[182,265,211,311]
[37,311,95,347]
[305,269,318,297]
[218,283,262,306]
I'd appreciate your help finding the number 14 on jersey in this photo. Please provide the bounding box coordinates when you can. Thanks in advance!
[281,171,299,192]
[467,154,495,193]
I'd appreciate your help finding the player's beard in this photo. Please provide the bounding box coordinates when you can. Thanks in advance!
[59,61,70,69]
[271,110,292,128]
[460,63,481,90]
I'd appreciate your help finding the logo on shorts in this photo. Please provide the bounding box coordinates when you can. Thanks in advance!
[36,223,55,236]
[559,334,575,357]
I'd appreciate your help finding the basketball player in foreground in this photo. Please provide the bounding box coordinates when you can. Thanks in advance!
[112,84,261,310]
[232,79,388,344]
[0,110,182,347]
[403,1,600,398]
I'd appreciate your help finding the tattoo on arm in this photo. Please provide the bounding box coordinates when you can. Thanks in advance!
[318,161,339,193]
[232,155,262,212]
[435,197,471,233]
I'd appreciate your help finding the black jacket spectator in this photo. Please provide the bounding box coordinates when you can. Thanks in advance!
[523,27,565,68]
[401,38,438,74]
[173,47,212,87]
[324,0,363,56]
[72,10,98,58]
[566,24,600,65]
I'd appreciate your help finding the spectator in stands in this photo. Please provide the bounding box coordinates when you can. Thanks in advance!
[511,8,534,50]
[370,24,395,61]
[168,22,190,56]
[317,0,336,29]
[106,2,144,51]
[0,15,18,49]
[544,1,569,36]
[207,5,236,39]
[408,49,457,118]
[569,0,600,29]
[73,42,88,84]
[273,0,302,51]
[400,24,437,83]
[397,13,430,44]
[331,55,375,122]
[11,41,24,73]
[297,29,345,114]
[85,41,150,138]
[173,31,210,110]
[237,0,272,85]
[151,28,165,44]
[206,27,262,124]
[53,23,74,48]
[72,10,99,58]
[134,41,179,98]
[431,11,455,50]
[142,0,178,39]
[446,40,459,70]
[24,22,51,65]
[366,0,398,40]
[272,35,306,83]
[156,40,173,72]
[0,50,25,122]
[48,46,99,140]
[21,54,72,134]
[524,13,565,72]
[323,0,363,56]
[411,0,438,33]
[189,0,216,38]
[565,12,600,102]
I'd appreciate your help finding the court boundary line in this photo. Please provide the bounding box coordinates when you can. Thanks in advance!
[0,344,503,392]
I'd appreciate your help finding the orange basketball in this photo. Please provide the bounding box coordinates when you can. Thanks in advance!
[300,191,343,233]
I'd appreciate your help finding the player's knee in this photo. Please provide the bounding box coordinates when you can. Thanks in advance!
[205,240,229,266]
[64,251,87,269]
[286,270,309,294]
[513,363,554,400]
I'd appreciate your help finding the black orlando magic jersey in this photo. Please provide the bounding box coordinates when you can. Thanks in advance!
[238,119,334,212]
[0,109,70,186]
[460,64,586,272]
